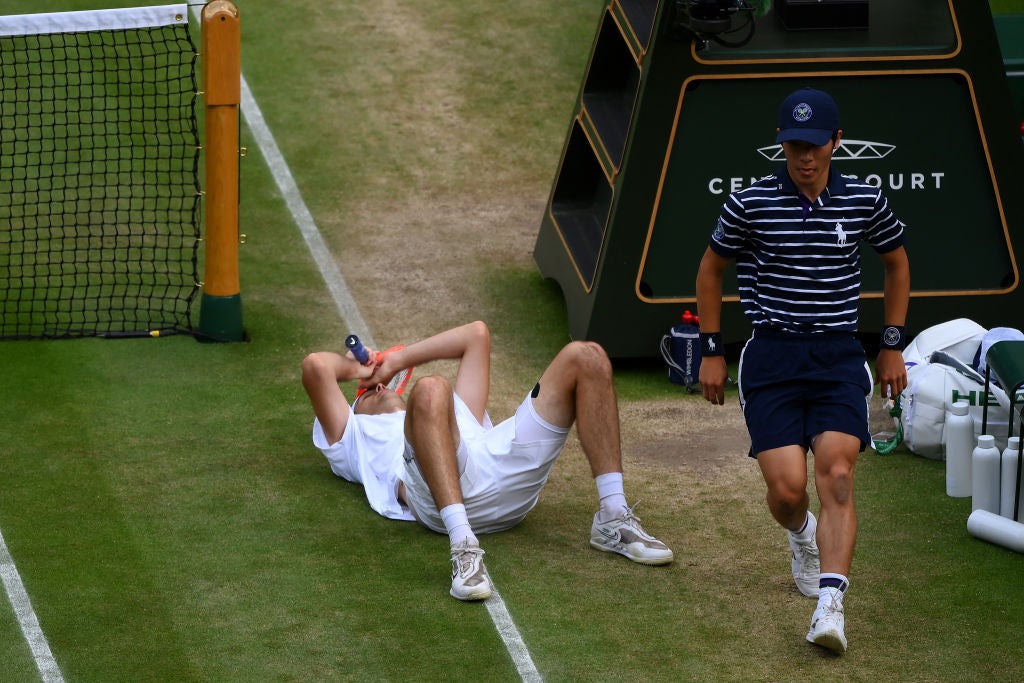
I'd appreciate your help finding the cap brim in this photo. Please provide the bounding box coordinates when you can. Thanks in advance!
[775,128,833,147]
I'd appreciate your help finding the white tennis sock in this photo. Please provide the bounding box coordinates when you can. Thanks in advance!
[440,503,477,547]
[595,472,628,521]
[790,511,816,542]
[818,573,849,607]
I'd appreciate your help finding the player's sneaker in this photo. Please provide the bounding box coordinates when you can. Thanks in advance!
[590,502,674,565]
[788,513,820,597]
[449,541,491,601]
[806,588,848,653]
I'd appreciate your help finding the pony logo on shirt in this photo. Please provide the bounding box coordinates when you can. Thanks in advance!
[834,222,848,246]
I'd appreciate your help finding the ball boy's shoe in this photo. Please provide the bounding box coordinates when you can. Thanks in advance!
[788,513,820,598]
[806,592,848,653]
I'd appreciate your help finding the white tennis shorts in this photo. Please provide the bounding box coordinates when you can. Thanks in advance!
[401,391,569,534]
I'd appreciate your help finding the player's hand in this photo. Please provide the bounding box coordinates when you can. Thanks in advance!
[360,349,399,390]
[699,356,729,405]
[360,347,379,367]
[875,349,908,398]
[352,356,380,383]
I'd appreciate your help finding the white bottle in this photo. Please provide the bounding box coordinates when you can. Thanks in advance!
[944,400,974,498]
[1000,436,1021,520]
[967,509,1024,553]
[971,434,1001,513]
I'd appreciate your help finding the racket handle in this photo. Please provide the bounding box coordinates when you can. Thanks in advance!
[345,334,370,364]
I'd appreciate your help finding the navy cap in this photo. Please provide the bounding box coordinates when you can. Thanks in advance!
[775,87,839,147]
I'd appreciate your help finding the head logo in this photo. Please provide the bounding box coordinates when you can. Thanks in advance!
[792,102,813,122]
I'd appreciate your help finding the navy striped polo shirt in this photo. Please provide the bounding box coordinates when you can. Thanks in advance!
[709,167,905,334]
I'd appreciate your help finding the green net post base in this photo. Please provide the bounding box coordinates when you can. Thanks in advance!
[198,293,245,342]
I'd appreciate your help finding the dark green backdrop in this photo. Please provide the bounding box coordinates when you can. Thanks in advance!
[535,0,1024,357]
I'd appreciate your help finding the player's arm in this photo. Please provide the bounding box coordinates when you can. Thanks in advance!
[696,247,731,405]
[876,245,911,398]
[301,350,379,444]
[372,321,491,422]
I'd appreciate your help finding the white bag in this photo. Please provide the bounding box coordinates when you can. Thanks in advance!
[902,319,1010,459]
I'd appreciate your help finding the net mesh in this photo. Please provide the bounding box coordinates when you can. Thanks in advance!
[0,9,200,339]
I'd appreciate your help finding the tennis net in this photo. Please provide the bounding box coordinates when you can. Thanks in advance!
[0,4,201,339]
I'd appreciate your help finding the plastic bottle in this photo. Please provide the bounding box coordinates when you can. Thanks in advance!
[971,434,1001,513]
[1000,436,1022,520]
[944,400,974,498]
[967,509,1024,553]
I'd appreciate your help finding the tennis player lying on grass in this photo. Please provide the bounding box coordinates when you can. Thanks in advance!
[301,321,673,601]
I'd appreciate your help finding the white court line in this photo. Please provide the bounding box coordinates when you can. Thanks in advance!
[218,9,542,681]
[0,528,65,683]
[486,588,543,682]
[238,76,376,348]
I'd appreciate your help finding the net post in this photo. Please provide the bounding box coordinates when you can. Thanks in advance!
[198,0,245,341]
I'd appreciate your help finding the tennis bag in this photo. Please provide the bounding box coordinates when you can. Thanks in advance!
[660,311,701,393]
[902,319,1011,459]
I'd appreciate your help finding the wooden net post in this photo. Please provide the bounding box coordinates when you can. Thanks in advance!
[198,0,244,341]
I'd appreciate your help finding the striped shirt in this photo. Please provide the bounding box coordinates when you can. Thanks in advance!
[709,167,905,334]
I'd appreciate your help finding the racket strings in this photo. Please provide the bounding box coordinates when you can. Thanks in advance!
[354,345,415,401]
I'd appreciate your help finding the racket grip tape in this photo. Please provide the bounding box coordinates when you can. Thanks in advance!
[345,334,370,364]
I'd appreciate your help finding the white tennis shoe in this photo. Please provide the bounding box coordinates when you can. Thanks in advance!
[590,502,674,565]
[449,541,492,601]
[788,513,820,597]
[807,587,848,653]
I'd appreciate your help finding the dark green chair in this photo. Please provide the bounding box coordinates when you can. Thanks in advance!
[982,340,1024,522]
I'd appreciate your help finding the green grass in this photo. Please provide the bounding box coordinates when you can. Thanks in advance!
[2,1,1024,682]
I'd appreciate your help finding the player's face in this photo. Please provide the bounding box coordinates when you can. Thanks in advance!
[781,133,840,199]
[353,384,406,415]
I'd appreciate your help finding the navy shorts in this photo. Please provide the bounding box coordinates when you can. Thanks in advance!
[738,329,872,457]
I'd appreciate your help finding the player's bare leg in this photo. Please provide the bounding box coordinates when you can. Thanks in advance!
[533,341,673,565]
[404,375,463,509]
[405,375,490,600]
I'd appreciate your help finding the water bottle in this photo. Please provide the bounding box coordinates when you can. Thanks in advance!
[944,400,973,498]
[971,434,1001,513]
[668,310,701,392]
[1000,436,1021,520]
[967,509,1024,553]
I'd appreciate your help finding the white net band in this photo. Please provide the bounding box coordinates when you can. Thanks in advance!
[0,4,188,37]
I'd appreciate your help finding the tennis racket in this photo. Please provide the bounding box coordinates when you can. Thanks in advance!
[345,334,370,364]
[348,335,414,403]
[381,350,414,394]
